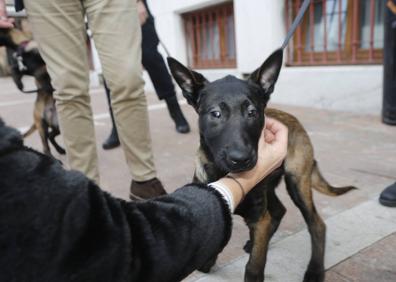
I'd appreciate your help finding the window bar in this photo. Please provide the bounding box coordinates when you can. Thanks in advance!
[296,0,303,64]
[351,0,359,63]
[188,15,197,67]
[224,5,231,67]
[229,5,236,67]
[183,16,190,66]
[369,0,375,61]
[223,5,229,66]
[196,14,202,68]
[322,0,328,63]
[188,15,194,67]
[285,0,291,64]
[309,0,315,64]
[217,8,225,65]
[209,11,215,67]
[337,0,342,62]
[201,11,208,68]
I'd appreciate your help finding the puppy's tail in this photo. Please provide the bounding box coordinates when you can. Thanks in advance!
[311,160,357,196]
[23,124,36,138]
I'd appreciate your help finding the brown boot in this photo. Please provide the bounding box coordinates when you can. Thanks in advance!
[130,178,167,200]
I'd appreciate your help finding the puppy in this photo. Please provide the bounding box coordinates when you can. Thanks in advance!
[168,50,356,282]
[0,27,64,156]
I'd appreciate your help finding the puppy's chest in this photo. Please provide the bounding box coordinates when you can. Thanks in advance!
[194,148,225,184]
[194,148,270,222]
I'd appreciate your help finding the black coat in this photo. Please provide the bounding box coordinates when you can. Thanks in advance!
[0,120,232,282]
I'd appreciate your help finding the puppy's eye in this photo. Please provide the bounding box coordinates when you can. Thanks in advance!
[247,108,257,118]
[210,110,221,118]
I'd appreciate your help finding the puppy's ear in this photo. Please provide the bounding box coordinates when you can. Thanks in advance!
[248,49,283,95]
[167,57,208,108]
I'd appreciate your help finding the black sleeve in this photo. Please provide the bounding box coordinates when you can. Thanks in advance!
[125,184,232,282]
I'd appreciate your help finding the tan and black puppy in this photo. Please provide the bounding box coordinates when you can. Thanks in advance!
[0,27,64,156]
[168,50,357,282]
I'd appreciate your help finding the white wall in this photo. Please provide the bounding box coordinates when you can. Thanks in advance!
[234,0,286,73]
[273,66,383,115]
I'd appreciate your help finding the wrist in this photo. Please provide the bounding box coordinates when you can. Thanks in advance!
[214,177,245,208]
[228,171,260,192]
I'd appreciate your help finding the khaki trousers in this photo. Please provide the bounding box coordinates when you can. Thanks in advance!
[24,0,156,183]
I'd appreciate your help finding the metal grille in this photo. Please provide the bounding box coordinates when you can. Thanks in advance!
[286,0,384,66]
[183,2,237,69]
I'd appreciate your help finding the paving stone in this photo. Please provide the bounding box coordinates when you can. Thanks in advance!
[329,234,396,282]
[325,271,352,282]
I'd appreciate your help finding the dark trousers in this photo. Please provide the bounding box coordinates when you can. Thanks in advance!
[141,19,176,100]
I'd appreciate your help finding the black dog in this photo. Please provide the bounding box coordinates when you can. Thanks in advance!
[168,50,356,282]
[0,27,64,156]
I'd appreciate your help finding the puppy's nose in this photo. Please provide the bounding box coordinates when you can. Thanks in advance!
[228,150,251,166]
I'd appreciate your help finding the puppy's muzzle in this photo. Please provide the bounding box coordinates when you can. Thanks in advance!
[226,149,256,172]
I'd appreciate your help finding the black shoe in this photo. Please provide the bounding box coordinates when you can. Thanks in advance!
[165,96,190,134]
[102,127,120,150]
[130,178,167,200]
[379,182,396,207]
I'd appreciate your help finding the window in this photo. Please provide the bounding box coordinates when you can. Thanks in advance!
[285,0,384,66]
[182,2,236,69]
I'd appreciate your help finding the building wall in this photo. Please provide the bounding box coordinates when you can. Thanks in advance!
[6,1,380,114]
[148,0,383,115]
[149,0,286,74]
[275,66,382,114]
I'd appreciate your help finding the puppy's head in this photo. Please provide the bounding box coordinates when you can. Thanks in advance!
[168,49,283,173]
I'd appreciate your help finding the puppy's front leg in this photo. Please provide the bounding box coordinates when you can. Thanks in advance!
[244,211,272,282]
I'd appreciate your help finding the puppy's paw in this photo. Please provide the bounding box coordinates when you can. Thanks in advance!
[303,268,324,282]
[244,271,264,282]
[198,256,217,273]
[243,240,252,253]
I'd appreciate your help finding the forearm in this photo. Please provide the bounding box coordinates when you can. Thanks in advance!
[125,184,232,282]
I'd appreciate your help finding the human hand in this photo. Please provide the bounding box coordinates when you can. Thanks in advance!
[230,117,288,193]
[0,0,14,29]
[137,1,148,25]
[209,117,288,209]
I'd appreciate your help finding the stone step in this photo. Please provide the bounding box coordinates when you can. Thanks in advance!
[187,198,396,282]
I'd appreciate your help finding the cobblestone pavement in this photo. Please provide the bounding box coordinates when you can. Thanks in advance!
[1,76,395,282]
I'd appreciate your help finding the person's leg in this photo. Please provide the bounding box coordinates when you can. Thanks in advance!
[102,80,120,150]
[379,182,396,207]
[84,0,165,198]
[24,0,100,183]
[141,21,190,133]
